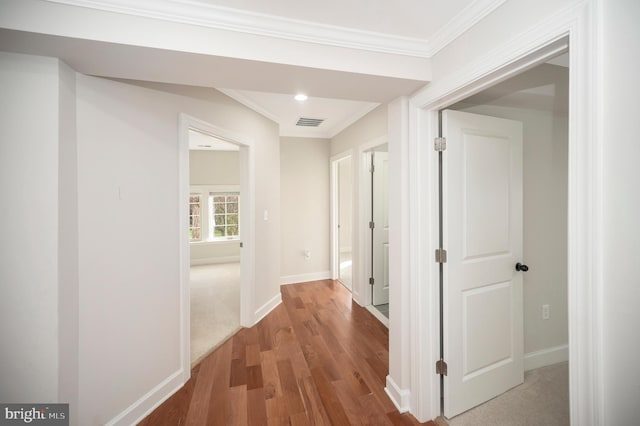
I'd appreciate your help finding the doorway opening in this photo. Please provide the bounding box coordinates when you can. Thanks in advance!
[179,114,254,370]
[188,129,242,365]
[438,53,569,424]
[331,154,354,291]
[364,144,390,323]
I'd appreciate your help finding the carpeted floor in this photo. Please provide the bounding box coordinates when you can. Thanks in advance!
[448,361,569,426]
[190,263,241,365]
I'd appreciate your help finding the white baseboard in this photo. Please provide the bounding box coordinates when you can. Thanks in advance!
[524,343,569,371]
[366,305,389,328]
[106,368,185,426]
[385,375,411,413]
[254,293,282,324]
[190,256,240,266]
[280,271,332,285]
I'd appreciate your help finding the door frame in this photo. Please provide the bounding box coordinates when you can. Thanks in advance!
[393,2,604,423]
[178,113,255,380]
[330,151,354,288]
[355,136,388,309]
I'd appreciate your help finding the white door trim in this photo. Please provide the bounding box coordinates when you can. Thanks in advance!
[398,1,604,423]
[178,113,256,382]
[356,136,387,307]
[330,150,353,287]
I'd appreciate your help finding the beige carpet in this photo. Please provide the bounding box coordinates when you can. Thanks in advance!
[190,263,241,365]
[448,362,569,426]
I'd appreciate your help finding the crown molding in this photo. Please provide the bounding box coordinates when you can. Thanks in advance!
[327,103,381,138]
[425,0,508,56]
[44,0,429,58]
[44,0,507,59]
[217,88,281,124]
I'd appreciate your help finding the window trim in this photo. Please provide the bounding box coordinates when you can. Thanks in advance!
[189,185,240,244]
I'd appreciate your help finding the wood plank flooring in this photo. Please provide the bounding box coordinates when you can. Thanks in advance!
[139,280,434,425]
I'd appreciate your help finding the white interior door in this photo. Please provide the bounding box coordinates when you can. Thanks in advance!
[443,110,524,418]
[373,151,389,305]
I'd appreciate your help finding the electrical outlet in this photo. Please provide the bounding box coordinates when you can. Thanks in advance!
[542,304,550,320]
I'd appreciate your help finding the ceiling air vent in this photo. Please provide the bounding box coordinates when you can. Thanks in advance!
[296,117,325,127]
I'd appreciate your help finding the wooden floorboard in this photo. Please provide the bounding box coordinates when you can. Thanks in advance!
[139,280,434,425]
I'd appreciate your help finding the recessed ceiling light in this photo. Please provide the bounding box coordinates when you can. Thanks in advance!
[294,94,308,101]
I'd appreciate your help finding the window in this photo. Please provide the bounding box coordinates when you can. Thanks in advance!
[209,193,240,240]
[188,186,240,243]
[189,194,202,241]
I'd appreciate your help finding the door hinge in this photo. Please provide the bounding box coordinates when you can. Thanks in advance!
[239,242,244,248]
[369,277,375,285]
[434,137,447,152]
[436,360,448,376]
[369,221,375,229]
[370,164,375,173]
[435,248,447,263]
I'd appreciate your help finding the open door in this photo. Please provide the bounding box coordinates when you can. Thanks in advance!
[442,110,525,418]
[372,151,389,305]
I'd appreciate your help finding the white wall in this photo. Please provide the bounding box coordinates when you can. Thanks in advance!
[330,104,388,303]
[189,150,239,185]
[453,103,569,362]
[601,0,640,424]
[75,76,280,424]
[189,150,241,264]
[0,52,68,404]
[280,137,330,282]
[430,0,574,81]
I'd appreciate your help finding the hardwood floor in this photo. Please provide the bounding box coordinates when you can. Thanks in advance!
[139,280,434,425]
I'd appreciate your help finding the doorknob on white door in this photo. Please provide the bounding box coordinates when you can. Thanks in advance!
[515,262,529,272]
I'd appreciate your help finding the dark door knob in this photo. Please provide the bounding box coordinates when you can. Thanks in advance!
[516,262,529,272]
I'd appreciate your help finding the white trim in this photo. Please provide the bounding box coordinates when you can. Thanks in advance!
[253,293,282,323]
[404,1,603,423]
[425,0,508,56]
[365,305,389,328]
[189,256,240,266]
[44,0,428,57]
[45,0,507,59]
[178,113,256,382]
[106,369,184,426]
[330,151,354,286]
[327,103,382,139]
[217,89,280,124]
[280,271,332,286]
[524,344,569,372]
[385,375,411,414]
[356,135,388,308]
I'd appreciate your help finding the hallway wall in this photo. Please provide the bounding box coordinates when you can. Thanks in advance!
[75,75,281,424]
[330,104,388,303]
[280,137,331,283]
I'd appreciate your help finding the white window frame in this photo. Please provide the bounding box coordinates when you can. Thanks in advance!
[208,192,240,241]
[188,193,202,242]
[189,185,240,244]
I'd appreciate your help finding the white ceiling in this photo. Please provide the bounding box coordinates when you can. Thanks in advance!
[0,0,509,139]
[194,0,477,40]
[220,89,380,138]
[190,0,491,138]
